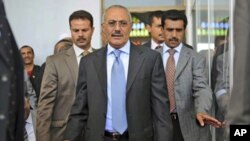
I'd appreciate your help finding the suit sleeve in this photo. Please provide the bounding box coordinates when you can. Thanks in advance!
[192,55,213,114]
[151,53,173,141]
[36,57,58,141]
[64,57,88,141]
[214,53,230,115]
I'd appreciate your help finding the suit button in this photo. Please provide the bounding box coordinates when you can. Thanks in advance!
[0,114,6,120]
[1,75,8,82]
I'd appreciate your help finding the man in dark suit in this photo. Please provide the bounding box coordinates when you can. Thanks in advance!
[0,0,24,140]
[156,9,221,141]
[227,0,250,127]
[144,10,164,49]
[64,5,173,141]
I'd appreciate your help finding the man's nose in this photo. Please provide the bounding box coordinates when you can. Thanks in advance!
[78,31,84,36]
[114,22,121,31]
[172,30,177,37]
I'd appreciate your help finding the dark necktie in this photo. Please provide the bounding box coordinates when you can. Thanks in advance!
[111,50,127,134]
[166,49,176,113]
[155,45,162,50]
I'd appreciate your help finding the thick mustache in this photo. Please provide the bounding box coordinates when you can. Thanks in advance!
[77,37,86,41]
[169,38,178,41]
[111,33,123,36]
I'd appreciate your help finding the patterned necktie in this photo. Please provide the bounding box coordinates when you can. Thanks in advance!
[111,49,127,134]
[166,49,176,113]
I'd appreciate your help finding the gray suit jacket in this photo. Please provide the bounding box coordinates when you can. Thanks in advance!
[64,44,173,141]
[156,44,213,141]
[36,47,78,141]
[227,0,250,124]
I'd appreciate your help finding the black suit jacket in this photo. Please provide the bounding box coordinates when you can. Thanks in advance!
[143,40,151,48]
[64,43,173,141]
[30,65,41,99]
[0,1,24,141]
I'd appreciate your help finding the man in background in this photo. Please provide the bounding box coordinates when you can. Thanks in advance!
[144,10,164,49]
[20,45,41,101]
[36,10,95,141]
[0,0,24,140]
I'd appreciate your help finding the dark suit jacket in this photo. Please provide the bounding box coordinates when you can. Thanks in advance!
[0,1,24,140]
[64,43,173,141]
[30,65,41,99]
[227,0,250,124]
[143,40,151,48]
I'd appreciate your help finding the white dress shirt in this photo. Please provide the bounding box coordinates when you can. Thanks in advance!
[105,41,130,132]
[150,39,164,50]
[73,44,94,65]
[162,43,183,70]
[25,114,36,141]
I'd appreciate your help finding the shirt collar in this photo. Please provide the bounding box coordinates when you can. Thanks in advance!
[107,40,130,55]
[73,44,93,57]
[163,42,183,53]
[151,39,164,50]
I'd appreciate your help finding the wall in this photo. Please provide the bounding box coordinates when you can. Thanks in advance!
[103,0,184,8]
[4,0,101,65]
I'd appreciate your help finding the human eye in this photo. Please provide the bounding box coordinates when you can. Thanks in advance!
[119,20,128,27]
[72,29,79,33]
[107,20,116,27]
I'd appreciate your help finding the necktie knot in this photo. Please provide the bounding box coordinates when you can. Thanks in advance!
[113,50,121,58]
[168,49,176,56]
[83,50,90,56]
[155,45,162,49]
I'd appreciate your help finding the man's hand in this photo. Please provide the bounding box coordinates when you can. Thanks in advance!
[196,113,222,128]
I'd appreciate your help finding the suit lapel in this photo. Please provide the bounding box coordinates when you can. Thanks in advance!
[93,47,107,96]
[64,47,78,85]
[143,40,151,48]
[175,46,191,80]
[155,46,163,56]
[126,44,145,91]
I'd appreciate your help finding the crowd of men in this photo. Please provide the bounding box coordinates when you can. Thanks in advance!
[1,1,250,141]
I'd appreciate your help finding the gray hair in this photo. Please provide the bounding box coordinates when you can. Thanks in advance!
[102,5,132,23]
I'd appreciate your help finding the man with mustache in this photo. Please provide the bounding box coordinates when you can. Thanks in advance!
[20,45,41,102]
[64,5,173,141]
[156,9,221,141]
[36,10,95,141]
[144,10,164,49]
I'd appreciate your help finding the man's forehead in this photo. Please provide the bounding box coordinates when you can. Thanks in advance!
[21,48,32,52]
[105,8,129,20]
[165,20,184,28]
